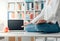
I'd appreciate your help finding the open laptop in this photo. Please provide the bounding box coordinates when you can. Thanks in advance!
[8,20,25,32]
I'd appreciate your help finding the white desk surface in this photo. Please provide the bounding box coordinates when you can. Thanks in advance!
[0,30,60,37]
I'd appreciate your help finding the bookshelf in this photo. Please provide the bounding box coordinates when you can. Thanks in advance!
[8,0,45,24]
[7,0,46,41]
[25,0,45,22]
[8,1,25,20]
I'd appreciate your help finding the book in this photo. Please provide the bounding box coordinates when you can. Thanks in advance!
[17,3,21,10]
[26,11,30,20]
[39,3,41,10]
[17,12,22,19]
[8,3,15,11]
[41,1,44,9]
[8,12,16,19]
[30,12,34,19]
[22,3,25,11]
[29,3,32,10]
[22,12,25,20]
[35,12,39,17]
[35,2,39,10]
[26,3,29,10]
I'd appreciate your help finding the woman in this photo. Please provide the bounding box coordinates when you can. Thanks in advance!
[24,0,60,33]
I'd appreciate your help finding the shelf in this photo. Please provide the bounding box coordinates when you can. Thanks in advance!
[8,2,15,4]
[26,2,33,3]
[35,1,45,2]
[17,10,25,12]
[8,19,24,20]
[8,0,25,3]
[27,19,32,21]
[8,10,15,12]
[16,1,24,3]
[35,10,41,12]
[35,1,41,3]
[8,0,44,23]
[26,10,34,12]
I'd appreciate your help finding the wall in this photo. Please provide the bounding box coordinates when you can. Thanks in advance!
[0,0,8,30]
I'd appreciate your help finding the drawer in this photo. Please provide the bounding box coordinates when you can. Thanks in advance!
[18,37,22,41]
[8,37,15,41]
[57,38,60,41]
[0,37,5,41]
[35,37,45,41]
[46,37,56,41]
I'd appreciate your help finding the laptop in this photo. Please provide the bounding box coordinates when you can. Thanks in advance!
[8,20,25,32]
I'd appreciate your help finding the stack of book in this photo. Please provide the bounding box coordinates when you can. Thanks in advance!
[16,3,25,11]
[17,11,24,20]
[26,11,34,20]
[26,2,34,10]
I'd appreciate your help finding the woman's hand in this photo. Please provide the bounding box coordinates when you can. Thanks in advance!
[24,21,31,26]
[21,21,31,27]
[36,19,46,24]
[21,19,46,27]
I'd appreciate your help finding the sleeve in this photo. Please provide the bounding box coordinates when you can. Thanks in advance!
[30,8,45,24]
[45,0,59,23]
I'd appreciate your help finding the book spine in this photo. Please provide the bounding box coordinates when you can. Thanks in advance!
[29,3,32,10]
[22,3,25,11]
[27,3,29,10]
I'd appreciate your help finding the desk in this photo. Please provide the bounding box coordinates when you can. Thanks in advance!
[0,31,60,37]
[0,31,60,41]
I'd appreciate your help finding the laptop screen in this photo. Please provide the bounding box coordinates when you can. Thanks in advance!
[8,20,24,30]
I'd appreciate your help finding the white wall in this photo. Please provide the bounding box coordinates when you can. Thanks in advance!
[0,0,8,30]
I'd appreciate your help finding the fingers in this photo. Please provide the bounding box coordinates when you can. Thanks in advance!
[36,20,46,24]
[21,21,31,27]
[36,20,40,24]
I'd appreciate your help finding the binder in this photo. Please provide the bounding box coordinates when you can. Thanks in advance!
[29,3,32,10]
[27,3,29,10]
